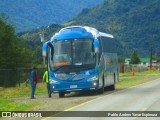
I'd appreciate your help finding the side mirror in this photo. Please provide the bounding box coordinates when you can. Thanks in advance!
[48,42,54,60]
[42,42,48,57]
[93,39,99,53]
[42,42,54,60]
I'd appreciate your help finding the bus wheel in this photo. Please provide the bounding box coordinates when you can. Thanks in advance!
[110,73,116,90]
[97,76,104,94]
[98,87,104,94]
[110,84,115,90]
[59,92,65,98]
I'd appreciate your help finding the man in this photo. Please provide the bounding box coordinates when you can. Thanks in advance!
[30,67,38,99]
[42,70,51,98]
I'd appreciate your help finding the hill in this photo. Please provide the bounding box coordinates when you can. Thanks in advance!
[69,0,160,56]
[0,0,103,32]
[20,0,160,64]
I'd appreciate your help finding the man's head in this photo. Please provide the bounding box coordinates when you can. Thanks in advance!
[32,67,37,72]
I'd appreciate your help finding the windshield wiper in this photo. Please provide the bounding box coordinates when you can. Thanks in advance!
[54,65,75,72]
[82,65,93,70]
[54,65,68,72]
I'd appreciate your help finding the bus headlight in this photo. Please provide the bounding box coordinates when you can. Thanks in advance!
[49,79,59,84]
[88,76,98,81]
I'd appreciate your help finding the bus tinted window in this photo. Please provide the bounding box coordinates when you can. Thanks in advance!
[99,36,119,53]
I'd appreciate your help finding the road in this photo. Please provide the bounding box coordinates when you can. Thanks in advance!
[44,78,160,120]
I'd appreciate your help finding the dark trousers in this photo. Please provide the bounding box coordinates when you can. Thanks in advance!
[31,84,36,97]
[47,83,50,94]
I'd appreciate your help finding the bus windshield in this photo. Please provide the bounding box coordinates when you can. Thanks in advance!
[49,38,96,73]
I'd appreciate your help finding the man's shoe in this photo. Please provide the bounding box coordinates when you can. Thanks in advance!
[48,92,52,98]
[30,96,36,99]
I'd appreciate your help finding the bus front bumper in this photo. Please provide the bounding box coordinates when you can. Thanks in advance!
[49,81,99,93]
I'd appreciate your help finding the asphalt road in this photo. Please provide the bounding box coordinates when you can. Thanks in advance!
[45,78,160,120]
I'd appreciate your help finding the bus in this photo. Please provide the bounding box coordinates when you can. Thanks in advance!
[42,26,119,97]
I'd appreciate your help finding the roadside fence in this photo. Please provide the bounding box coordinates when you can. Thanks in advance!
[0,68,45,88]
[119,64,151,73]
[0,64,158,88]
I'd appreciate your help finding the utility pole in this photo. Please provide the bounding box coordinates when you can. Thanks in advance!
[150,47,152,69]
[150,34,155,70]
[40,32,45,65]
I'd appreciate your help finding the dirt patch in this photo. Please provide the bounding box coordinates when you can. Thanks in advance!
[11,90,115,111]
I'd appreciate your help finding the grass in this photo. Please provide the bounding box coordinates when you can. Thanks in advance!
[0,83,47,98]
[119,69,160,77]
[117,70,160,89]
[0,99,37,111]
[0,83,47,111]
[0,70,160,111]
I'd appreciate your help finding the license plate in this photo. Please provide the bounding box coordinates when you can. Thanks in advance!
[70,85,77,88]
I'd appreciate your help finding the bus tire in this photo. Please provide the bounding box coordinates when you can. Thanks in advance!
[97,75,104,94]
[59,92,65,98]
[110,84,115,90]
[110,73,116,90]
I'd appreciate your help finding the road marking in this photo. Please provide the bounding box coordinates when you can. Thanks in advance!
[42,78,160,120]
[42,111,66,120]
[42,117,50,120]
[64,78,160,111]
[42,96,104,120]
[64,97,102,111]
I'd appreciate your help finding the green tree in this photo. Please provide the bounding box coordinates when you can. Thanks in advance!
[130,49,140,64]
[0,15,32,69]
[0,15,33,87]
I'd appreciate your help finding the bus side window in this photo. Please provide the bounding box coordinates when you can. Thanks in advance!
[98,37,102,63]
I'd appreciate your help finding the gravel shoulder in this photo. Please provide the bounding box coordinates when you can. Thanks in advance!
[11,90,117,111]
[11,75,160,112]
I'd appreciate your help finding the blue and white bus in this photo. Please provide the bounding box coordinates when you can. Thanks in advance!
[42,26,119,97]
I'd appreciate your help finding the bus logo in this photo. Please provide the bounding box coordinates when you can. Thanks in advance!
[106,56,110,64]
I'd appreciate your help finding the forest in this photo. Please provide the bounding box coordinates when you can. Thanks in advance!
[0,0,103,32]
[0,16,32,69]
[1,0,160,69]
[69,0,160,57]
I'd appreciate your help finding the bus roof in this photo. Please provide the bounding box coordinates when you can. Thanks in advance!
[50,26,114,41]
